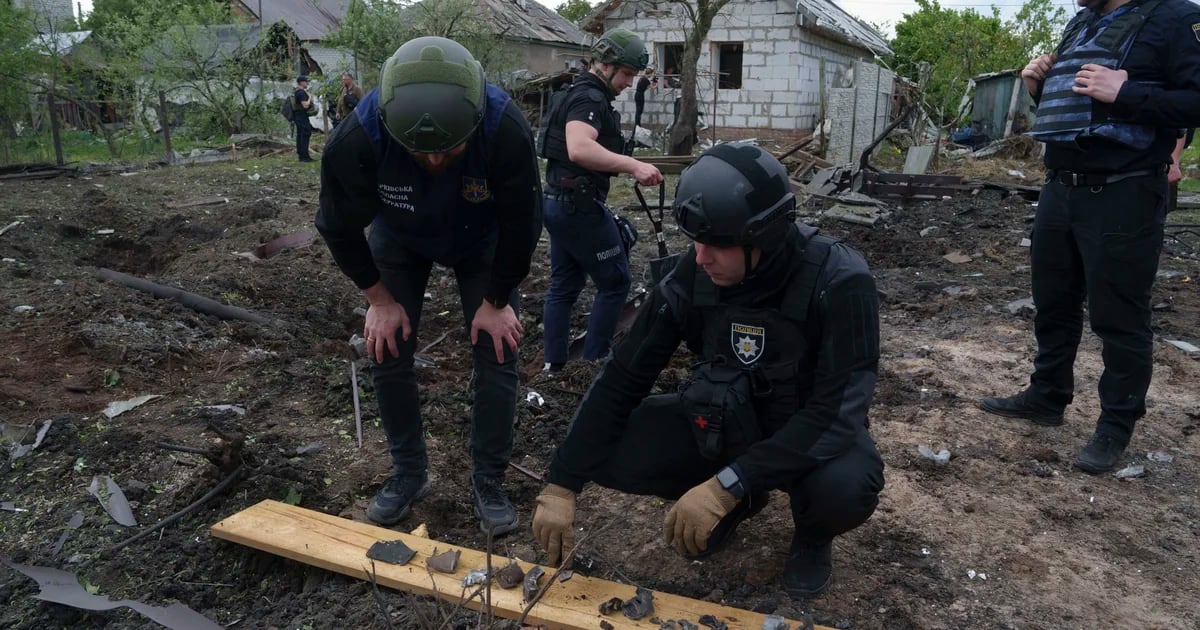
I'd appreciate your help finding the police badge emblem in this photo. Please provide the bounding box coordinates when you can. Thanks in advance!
[730,323,765,364]
[1193,22,1200,43]
[461,177,491,203]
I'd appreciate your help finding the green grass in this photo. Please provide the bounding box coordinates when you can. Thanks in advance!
[0,129,225,166]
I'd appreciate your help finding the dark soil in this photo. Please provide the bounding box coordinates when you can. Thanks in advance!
[1,153,1197,630]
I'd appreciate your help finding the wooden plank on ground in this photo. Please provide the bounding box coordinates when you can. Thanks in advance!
[212,500,824,630]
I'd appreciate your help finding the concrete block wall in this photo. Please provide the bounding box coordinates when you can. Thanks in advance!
[602,0,875,135]
[826,60,896,164]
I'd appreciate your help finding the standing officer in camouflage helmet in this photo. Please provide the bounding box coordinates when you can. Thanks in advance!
[531,145,885,597]
[539,28,664,372]
[315,37,542,536]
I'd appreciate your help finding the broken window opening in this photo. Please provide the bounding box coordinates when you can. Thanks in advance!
[714,42,743,90]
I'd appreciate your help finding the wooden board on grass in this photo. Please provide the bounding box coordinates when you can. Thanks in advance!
[211,500,826,630]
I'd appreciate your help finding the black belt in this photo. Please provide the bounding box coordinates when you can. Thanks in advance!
[1048,167,1162,187]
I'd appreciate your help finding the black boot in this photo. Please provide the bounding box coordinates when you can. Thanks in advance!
[784,534,833,597]
[979,389,1064,426]
[686,492,769,560]
[367,473,431,526]
[1075,432,1126,474]
[473,475,519,536]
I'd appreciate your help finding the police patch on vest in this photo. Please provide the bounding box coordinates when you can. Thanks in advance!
[731,323,765,364]
[1193,23,1200,43]
[461,177,491,203]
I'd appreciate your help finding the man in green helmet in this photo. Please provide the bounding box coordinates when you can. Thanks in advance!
[539,28,664,373]
[315,36,542,537]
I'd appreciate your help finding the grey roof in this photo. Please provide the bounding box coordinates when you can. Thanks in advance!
[795,0,891,56]
[145,24,263,68]
[237,0,350,41]
[582,0,890,56]
[31,30,91,55]
[469,0,590,46]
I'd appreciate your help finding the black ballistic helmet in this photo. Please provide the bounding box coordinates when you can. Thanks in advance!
[673,143,796,252]
[379,36,486,153]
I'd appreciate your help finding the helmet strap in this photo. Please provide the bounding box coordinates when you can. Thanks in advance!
[742,244,756,282]
[597,64,619,97]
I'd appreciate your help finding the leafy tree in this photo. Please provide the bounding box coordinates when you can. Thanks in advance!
[889,0,1066,124]
[554,0,594,23]
[0,3,42,157]
[325,0,520,89]
[645,0,732,155]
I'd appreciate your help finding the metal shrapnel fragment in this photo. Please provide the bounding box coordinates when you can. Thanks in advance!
[463,569,491,587]
[366,540,416,566]
[600,621,615,630]
[598,596,624,615]
[699,614,729,630]
[496,562,525,589]
[557,569,574,582]
[622,586,654,620]
[523,566,545,602]
[762,614,791,630]
[425,548,460,574]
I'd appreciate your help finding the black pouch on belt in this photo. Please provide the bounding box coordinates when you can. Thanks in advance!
[678,359,761,460]
[570,177,595,211]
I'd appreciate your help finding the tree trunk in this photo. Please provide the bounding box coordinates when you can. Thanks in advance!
[668,45,700,156]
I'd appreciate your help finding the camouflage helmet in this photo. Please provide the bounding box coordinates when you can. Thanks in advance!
[592,29,649,71]
[673,144,796,252]
[378,36,485,153]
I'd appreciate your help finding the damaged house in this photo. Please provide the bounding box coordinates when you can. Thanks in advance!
[231,0,357,77]
[467,0,592,77]
[581,0,893,154]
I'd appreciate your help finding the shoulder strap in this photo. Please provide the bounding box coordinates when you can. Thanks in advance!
[781,225,838,323]
[480,83,510,161]
[1055,10,1093,57]
[1094,0,1165,56]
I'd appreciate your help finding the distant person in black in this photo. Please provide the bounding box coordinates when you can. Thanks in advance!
[294,75,314,162]
[633,66,656,131]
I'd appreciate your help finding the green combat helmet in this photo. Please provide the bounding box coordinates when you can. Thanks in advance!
[592,28,649,71]
[379,36,485,153]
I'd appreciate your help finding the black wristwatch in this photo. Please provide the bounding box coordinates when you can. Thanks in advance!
[716,466,746,500]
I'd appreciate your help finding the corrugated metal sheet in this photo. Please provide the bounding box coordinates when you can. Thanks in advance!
[971,71,1038,138]
[238,0,349,41]
[471,0,590,46]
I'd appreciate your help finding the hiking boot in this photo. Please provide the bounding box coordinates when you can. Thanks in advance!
[1075,432,1126,474]
[979,389,1064,426]
[473,475,519,536]
[784,535,833,597]
[686,492,769,560]
[367,473,431,526]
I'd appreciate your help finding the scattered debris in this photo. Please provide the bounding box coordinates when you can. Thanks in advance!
[919,226,940,237]
[1147,451,1174,463]
[463,568,491,587]
[1165,340,1199,354]
[1019,238,1031,247]
[622,586,654,620]
[349,358,363,448]
[291,442,325,456]
[2,560,222,630]
[0,220,22,237]
[87,475,137,527]
[699,614,729,630]
[5,419,53,465]
[95,228,115,235]
[426,548,460,573]
[1114,465,1146,480]
[600,621,615,630]
[243,231,315,261]
[13,305,34,314]
[167,196,229,209]
[967,569,988,580]
[496,562,525,589]
[599,596,624,615]
[1,501,26,512]
[525,391,545,406]
[556,569,573,582]
[522,566,544,602]
[50,511,84,555]
[824,203,880,226]
[366,540,416,566]
[1005,297,1036,316]
[902,145,936,174]
[762,614,791,630]
[943,251,972,264]
[202,404,245,415]
[409,523,428,539]
[917,445,951,465]
[102,394,163,419]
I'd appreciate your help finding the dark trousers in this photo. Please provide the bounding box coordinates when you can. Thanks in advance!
[634,95,645,130]
[591,394,884,543]
[1029,172,1168,445]
[542,194,631,364]
[295,120,312,160]
[367,228,520,479]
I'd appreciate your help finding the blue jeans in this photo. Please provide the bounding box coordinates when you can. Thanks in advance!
[542,194,631,364]
[367,228,520,478]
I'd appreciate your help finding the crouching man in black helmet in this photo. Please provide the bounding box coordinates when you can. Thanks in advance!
[315,37,542,536]
[539,28,664,372]
[531,144,884,596]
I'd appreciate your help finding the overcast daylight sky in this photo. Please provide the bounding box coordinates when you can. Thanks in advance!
[74,0,1083,39]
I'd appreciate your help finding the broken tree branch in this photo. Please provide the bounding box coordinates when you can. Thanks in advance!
[99,463,244,558]
[96,268,273,325]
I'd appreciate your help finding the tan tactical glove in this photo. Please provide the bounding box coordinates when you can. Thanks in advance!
[663,476,739,556]
[531,484,576,566]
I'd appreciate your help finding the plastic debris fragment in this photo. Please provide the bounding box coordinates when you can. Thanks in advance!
[425,548,460,573]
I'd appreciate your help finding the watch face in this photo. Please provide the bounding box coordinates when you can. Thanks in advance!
[717,468,738,488]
